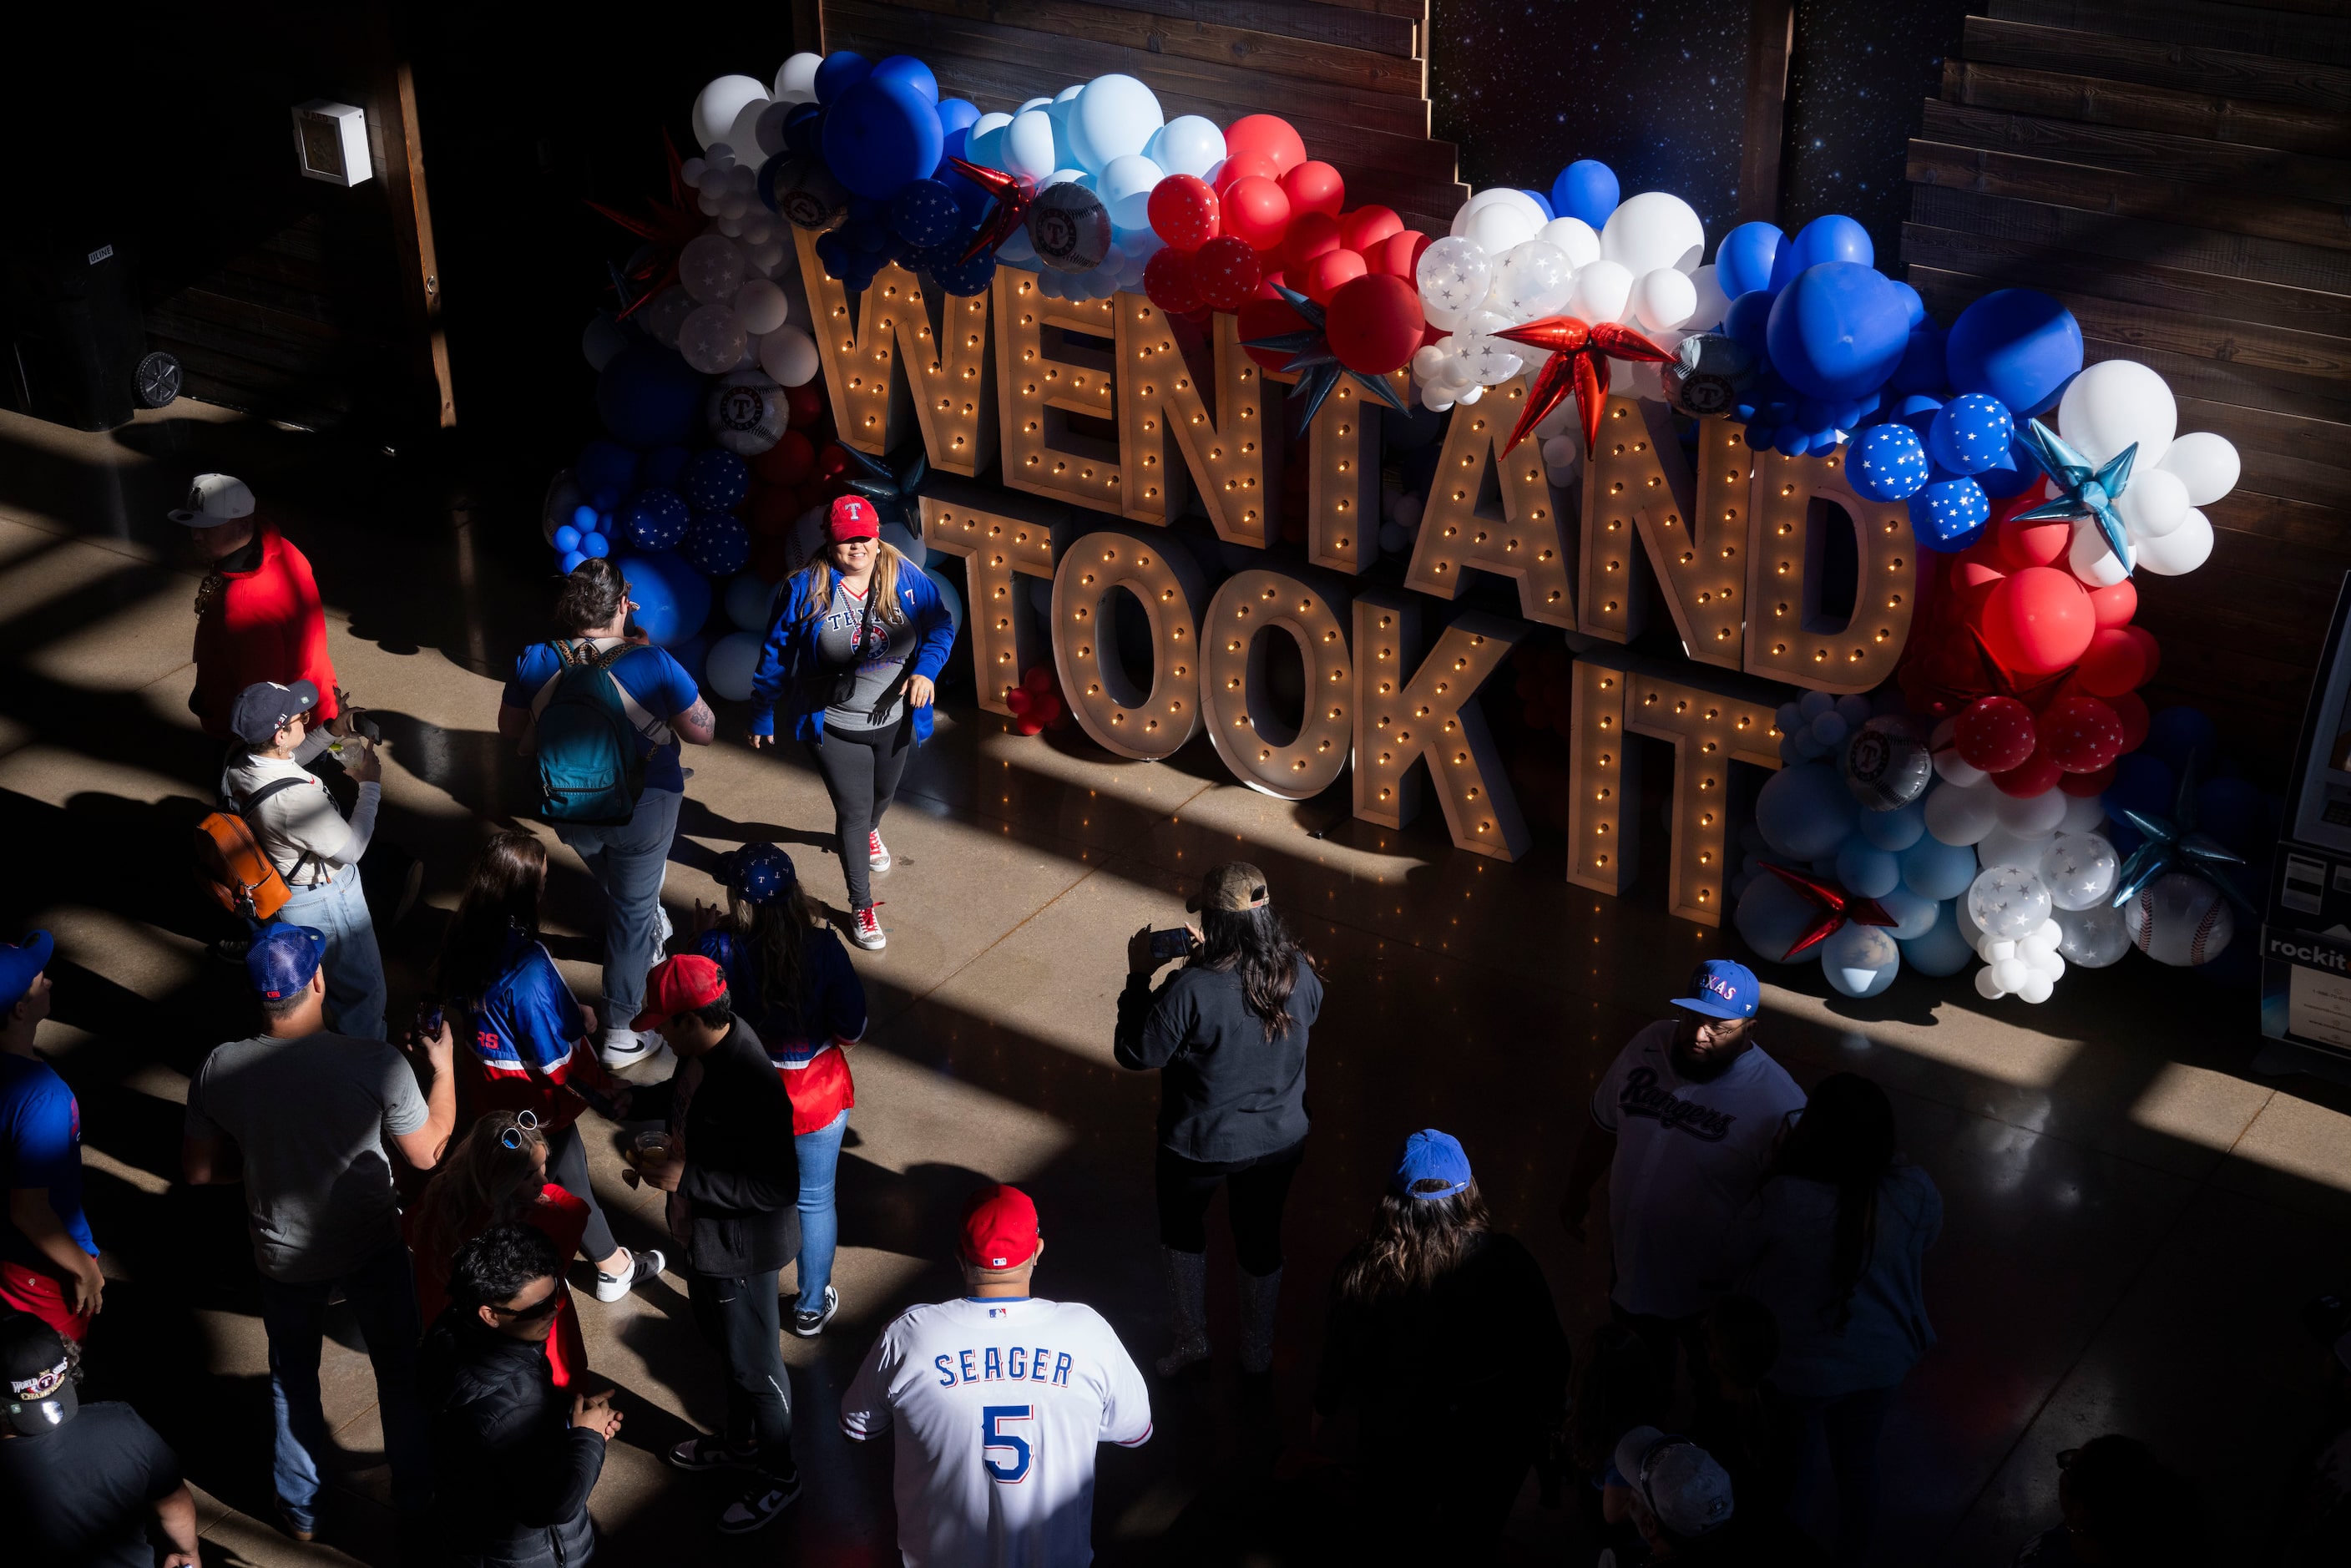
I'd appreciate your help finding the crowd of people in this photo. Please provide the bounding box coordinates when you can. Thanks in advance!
[0,471,2288,1565]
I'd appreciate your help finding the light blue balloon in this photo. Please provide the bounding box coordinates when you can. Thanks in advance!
[1899,902,1977,975]
[1098,153,1164,230]
[1856,798,1928,852]
[1821,922,1900,998]
[1003,109,1059,181]
[1899,835,1979,901]
[1877,885,1940,940]
[1145,115,1225,179]
[1755,761,1859,862]
[1716,221,1782,300]
[1735,871,1818,965]
[1837,840,1901,899]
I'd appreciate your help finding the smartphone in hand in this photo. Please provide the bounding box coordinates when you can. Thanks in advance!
[1150,928,1195,963]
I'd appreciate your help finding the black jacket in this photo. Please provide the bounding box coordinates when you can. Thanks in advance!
[677,1018,801,1276]
[1114,960,1322,1162]
[416,1310,604,1568]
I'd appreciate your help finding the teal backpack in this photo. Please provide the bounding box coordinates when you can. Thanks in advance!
[528,641,661,826]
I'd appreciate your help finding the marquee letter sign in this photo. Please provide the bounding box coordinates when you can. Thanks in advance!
[994,271,1125,514]
[1403,377,1578,629]
[1115,300,1278,545]
[794,229,994,475]
[1352,590,1529,859]
[1744,448,1918,692]
[1052,529,1207,759]
[921,483,1067,713]
[1201,568,1352,798]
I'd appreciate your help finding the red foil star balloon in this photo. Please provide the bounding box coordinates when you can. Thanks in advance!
[948,157,1035,265]
[1761,861,1898,959]
[1491,316,1674,454]
[586,130,706,321]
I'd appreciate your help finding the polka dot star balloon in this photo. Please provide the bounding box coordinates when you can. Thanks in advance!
[685,449,751,513]
[684,512,751,576]
[1909,473,1990,549]
[623,488,691,551]
[1928,392,2017,476]
[1849,422,1929,502]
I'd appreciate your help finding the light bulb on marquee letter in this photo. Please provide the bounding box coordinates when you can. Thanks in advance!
[1745,448,1918,692]
[1352,590,1529,860]
[1201,569,1352,799]
[791,228,995,473]
[1116,299,1278,545]
[993,266,1127,513]
[1052,529,1206,760]
[1403,375,1578,629]
[1579,403,1750,669]
[919,479,1069,714]
[1566,650,1785,925]
[1263,368,1408,575]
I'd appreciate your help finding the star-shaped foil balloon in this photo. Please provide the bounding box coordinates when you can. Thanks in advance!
[2110,751,2255,913]
[946,157,1034,265]
[1242,284,1413,428]
[842,443,928,538]
[587,131,706,321]
[1761,861,1900,959]
[2013,419,2137,575]
[1489,316,1674,454]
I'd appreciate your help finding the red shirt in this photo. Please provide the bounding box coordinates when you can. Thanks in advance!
[191,524,339,739]
[407,1184,591,1389]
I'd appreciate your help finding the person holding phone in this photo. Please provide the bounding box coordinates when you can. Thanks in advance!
[746,497,956,953]
[1115,862,1322,1381]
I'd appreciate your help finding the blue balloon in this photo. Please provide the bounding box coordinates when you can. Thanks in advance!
[824,75,945,200]
[1929,393,2016,475]
[1715,222,1782,301]
[617,549,711,646]
[684,450,750,513]
[1979,432,2039,498]
[1850,423,1931,503]
[813,230,851,280]
[665,634,710,690]
[1899,836,1978,901]
[595,342,705,448]
[1877,885,1940,940]
[2197,776,2269,853]
[813,50,872,105]
[642,445,690,488]
[1767,263,1912,400]
[1899,903,1976,975]
[622,488,690,551]
[684,513,751,577]
[575,439,640,493]
[1837,840,1901,900]
[890,178,963,246]
[868,54,939,104]
[1946,288,2084,417]
[1549,160,1619,230]
[579,530,610,559]
[1735,871,1820,965]
[936,97,981,138]
[1857,797,1928,852]
[559,549,587,574]
[1727,290,1773,357]
[1889,280,1926,331]
[2145,706,2219,773]
[553,524,581,553]
[1909,474,1990,549]
[589,488,620,514]
[1888,325,1948,395]
[1822,922,1901,998]
[783,102,826,155]
[1894,393,1944,438]
[571,503,600,534]
[1756,761,1862,860]
[931,247,998,297]
[1769,214,1874,292]
[1518,188,1555,220]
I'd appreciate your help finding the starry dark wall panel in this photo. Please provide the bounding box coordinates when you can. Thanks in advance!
[1778,0,1971,260]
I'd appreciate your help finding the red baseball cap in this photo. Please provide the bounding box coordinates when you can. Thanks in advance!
[958,1185,1040,1271]
[631,953,727,1032]
[827,495,881,544]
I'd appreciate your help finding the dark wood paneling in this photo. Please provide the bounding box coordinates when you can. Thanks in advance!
[1961,17,2351,111]
[1941,58,2351,155]
[1984,0,2351,66]
[1905,184,2351,296]
[1919,98,2351,203]
[1906,139,2351,252]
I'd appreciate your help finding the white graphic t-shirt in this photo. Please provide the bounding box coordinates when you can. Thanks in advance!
[842,1296,1151,1567]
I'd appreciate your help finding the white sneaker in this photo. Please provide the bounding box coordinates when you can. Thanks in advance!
[852,904,886,950]
[593,1247,665,1302]
[655,902,675,951]
[868,830,891,873]
[599,1029,652,1069]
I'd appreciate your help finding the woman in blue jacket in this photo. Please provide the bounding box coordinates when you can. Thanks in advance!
[749,496,955,950]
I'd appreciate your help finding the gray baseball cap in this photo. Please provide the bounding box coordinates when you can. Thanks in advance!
[170,473,255,528]
[1615,1426,1734,1538]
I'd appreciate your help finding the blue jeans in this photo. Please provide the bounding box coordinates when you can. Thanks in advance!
[554,784,684,1027]
[795,1108,849,1304]
[255,1238,431,1527]
[276,866,386,1039]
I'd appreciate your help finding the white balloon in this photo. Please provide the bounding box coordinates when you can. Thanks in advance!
[2136,508,2213,575]
[1631,267,1700,332]
[1069,73,1163,171]
[1995,786,2068,836]
[1145,115,1225,179]
[1686,263,1731,332]
[1969,864,2055,941]
[2068,518,2130,588]
[1465,203,1540,256]
[1458,382,1484,405]
[2017,970,2055,1004]
[1974,965,2006,999]
[1453,187,1549,237]
[1003,109,1060,181]
[733,278,787,336]
[1924,781,1998,846]
[726,99,772,171]
[1568,260,1635,326]
[705,630,764,702]
[1600,191,1706,276]
[1492,241,1577,321]
[1536,216,1601,270]
[2057,358,2177,469]
[1417,235,1493,321]
[775,53,823,104]
[1991,956,2031,994]
[680,156,709,190]
[640,286,695,350]
[2117,468,2190,540]
[1098,153,1164,230]
[1979,935,2016,964]
[753,101,795,159]
[680,233,746,306]
[2156,431,2240,506]
[581,314,628,372]
[678,305,747,374]
[2060,792,2107,835]
[2055,902,2131,968]
[2022,918,2063,956]
[2042,832,2119,911]
[693,75,771,151]
[758,326,820,387]
[1451,311,1525,386]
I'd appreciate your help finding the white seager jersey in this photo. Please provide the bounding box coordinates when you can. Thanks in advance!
[842,1296,1152,1567]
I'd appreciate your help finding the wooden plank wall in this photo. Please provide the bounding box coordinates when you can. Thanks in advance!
[816,0,1468,236]
[1903,1,2351,778]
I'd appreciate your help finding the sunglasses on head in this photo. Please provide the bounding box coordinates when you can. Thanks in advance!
[498,1110,542,1151]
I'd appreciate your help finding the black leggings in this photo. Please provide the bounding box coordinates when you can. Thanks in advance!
[806,719,912,910]
[544,1120,618,1262]
[1155,1139,1306,1276]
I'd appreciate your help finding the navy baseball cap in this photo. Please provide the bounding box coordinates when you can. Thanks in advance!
[230,680,321,747]
[1391,1129,1473,1199]
[726,842,798,904]
[246,925,326,1001]
[0,931,53,1014]
[1671,959,1760,1020]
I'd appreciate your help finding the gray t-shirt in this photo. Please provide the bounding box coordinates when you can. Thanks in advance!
[183,1031,428,1283]
[815,583,913,732]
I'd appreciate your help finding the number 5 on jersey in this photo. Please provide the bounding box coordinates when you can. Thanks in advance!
[981,1404,1033,1484]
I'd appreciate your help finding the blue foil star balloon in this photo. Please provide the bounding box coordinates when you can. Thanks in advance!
[1241,283,1412,429]
[2110,751,2253,912]
[2015,418,2136,574]
[842,442,929,538]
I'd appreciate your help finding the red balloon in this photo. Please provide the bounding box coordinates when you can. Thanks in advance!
[1146,175,1219,250]
[1221,175,1292,250]
[1954,695,2039,774]
[1225,114,1307,176]
[1324,273,1424,376]
[2087,578,2137,630]
[1211,149,1280,193]
[743,483,799,538]
[1301,247,1367,306]
[1372,229,1431,280]
[2059,762,2116,797]
[1022,663,1055,694]
[2109,688,2151,751]
[1342,205,1404,254]
[1192,235,1261,312]
[1280,159,1345,220]
[751,428,815,487]
[2075,628,2149,697]
[1238,295,1308,371]
[815,443,850,483]
[1281,211,1342,274]
[1980,566,2095,676]
[1258,267,1288,301]
[1992,746,2064,798]
[1995,513,2070,570]
[1015,712,1046,736]
[1005,685,1034,716]
[785,382,827,429]
[2040,695,2126,774]
[1143,246,1204,315]
[2121,624,2161,683]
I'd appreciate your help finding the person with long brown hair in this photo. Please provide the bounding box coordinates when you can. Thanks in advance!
[405,1110,590,1388]
[1115,862,1322,1380]
[1314,1130,1568,1553]
[432,830,662,1306]
[746,496,956,952]
[693,842,867,1337]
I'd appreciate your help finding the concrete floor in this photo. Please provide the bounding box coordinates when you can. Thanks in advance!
[3,398,2348,1565]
